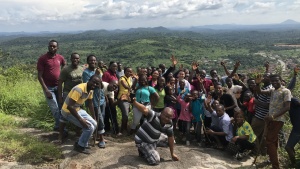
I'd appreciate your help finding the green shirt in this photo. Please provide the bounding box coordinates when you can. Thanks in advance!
[59,65,84,93]
[155,88,166,109]
[236,121,256,143]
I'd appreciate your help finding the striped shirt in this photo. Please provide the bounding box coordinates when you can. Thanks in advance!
[61,83,93,113]
[254,84,273,120]
[135,110,173,144]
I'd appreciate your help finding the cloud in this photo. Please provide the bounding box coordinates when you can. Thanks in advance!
[0,0,299,31]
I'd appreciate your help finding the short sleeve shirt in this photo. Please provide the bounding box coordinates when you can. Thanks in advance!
[37,53,66,87]
[62,83,93,113]
[59,65,84,93]
[135,86,156,103]
[269,87,292,122]
[236,121,257,143]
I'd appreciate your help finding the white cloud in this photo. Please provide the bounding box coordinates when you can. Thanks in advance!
[0,0,299,31]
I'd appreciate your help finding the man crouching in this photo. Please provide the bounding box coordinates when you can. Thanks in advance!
[131,97,179,165]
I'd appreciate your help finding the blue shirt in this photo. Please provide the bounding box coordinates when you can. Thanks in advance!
[219,113,233,142]
[135,86,156,103]
[82,69,105,107]
[191,94,205,122]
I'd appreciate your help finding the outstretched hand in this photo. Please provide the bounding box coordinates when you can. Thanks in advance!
[220,61,226,67]
[294,66,300,75]
[234,61,241,68]
[191,61,199,71]
[170,55,178,66]
[255,74,263,84]
[264,61,269,69]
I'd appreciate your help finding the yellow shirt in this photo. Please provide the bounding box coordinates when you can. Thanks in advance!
[62,83,93,113]
[118,76,132,99]
[236,121,256,143]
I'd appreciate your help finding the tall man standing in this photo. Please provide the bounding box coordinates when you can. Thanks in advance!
[37,40,66,131]
[57,52,83,141]
[256,74,291,169]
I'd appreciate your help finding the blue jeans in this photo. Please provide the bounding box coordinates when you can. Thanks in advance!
[62,109,97,147]
[94,101,106,135]
[44,86,60,129]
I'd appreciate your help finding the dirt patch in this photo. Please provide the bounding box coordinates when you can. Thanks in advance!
[0,129,257,169]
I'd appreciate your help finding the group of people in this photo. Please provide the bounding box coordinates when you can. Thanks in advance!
[37,40,299,168]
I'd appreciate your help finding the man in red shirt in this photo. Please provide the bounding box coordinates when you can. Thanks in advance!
[37,40,66,131]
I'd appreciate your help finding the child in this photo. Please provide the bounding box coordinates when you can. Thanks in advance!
[175,79,190,132]
[190,90,205,143]
[177,93,193,146]
[164,85,178,131]
[242,91,255,124]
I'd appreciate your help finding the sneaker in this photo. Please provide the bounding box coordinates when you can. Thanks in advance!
[98,141,106,148]
[186,141,190,146]
[234,153,243,160]
[242,150,251,157]
[74,142,90,154]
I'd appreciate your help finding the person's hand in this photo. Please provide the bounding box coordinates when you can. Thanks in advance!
[232,73,239,80]
[231,136,239,143]
[45,90,53,99]
[170,55,178,66]
[234,61,241,68]
[95,68,101,75]
[264,115,274,123]
[79,118,90,129]
[205,96,212,105]
[264,61,269,69]
[255,74,262,84]
[191,115,195,120]
[206,129,214,135]
[294,66,300,75]
[171,154,179,161]
[220,61,226,67]
[132,73,138,79]
[103,64,108,69]
[196,74,203,83]
[191,61,199,71]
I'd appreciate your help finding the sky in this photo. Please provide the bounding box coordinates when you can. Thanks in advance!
[0,0,299,32]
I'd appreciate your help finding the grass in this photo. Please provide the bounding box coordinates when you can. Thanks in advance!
[0,112,62,164]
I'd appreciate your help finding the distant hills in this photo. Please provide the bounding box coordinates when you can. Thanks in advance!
[0,20,299,41]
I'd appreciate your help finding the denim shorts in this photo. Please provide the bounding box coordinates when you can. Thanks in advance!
[286,128,300,148]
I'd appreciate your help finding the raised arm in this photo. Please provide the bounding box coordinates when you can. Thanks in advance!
[220,61,231,76]
[287,67,299,90]
[132,98,149,116]
[163,55,177,79]
[188,61,200,83]
[228,61,240,78]
[255,74,271,95]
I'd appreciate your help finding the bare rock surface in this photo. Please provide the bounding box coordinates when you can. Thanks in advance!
[0,129,255,169]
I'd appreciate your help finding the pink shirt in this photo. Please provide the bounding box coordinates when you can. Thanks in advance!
[177,96,192,122]
[37,53,66,87]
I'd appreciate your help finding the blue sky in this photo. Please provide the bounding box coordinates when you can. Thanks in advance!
[0,0,299,32]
